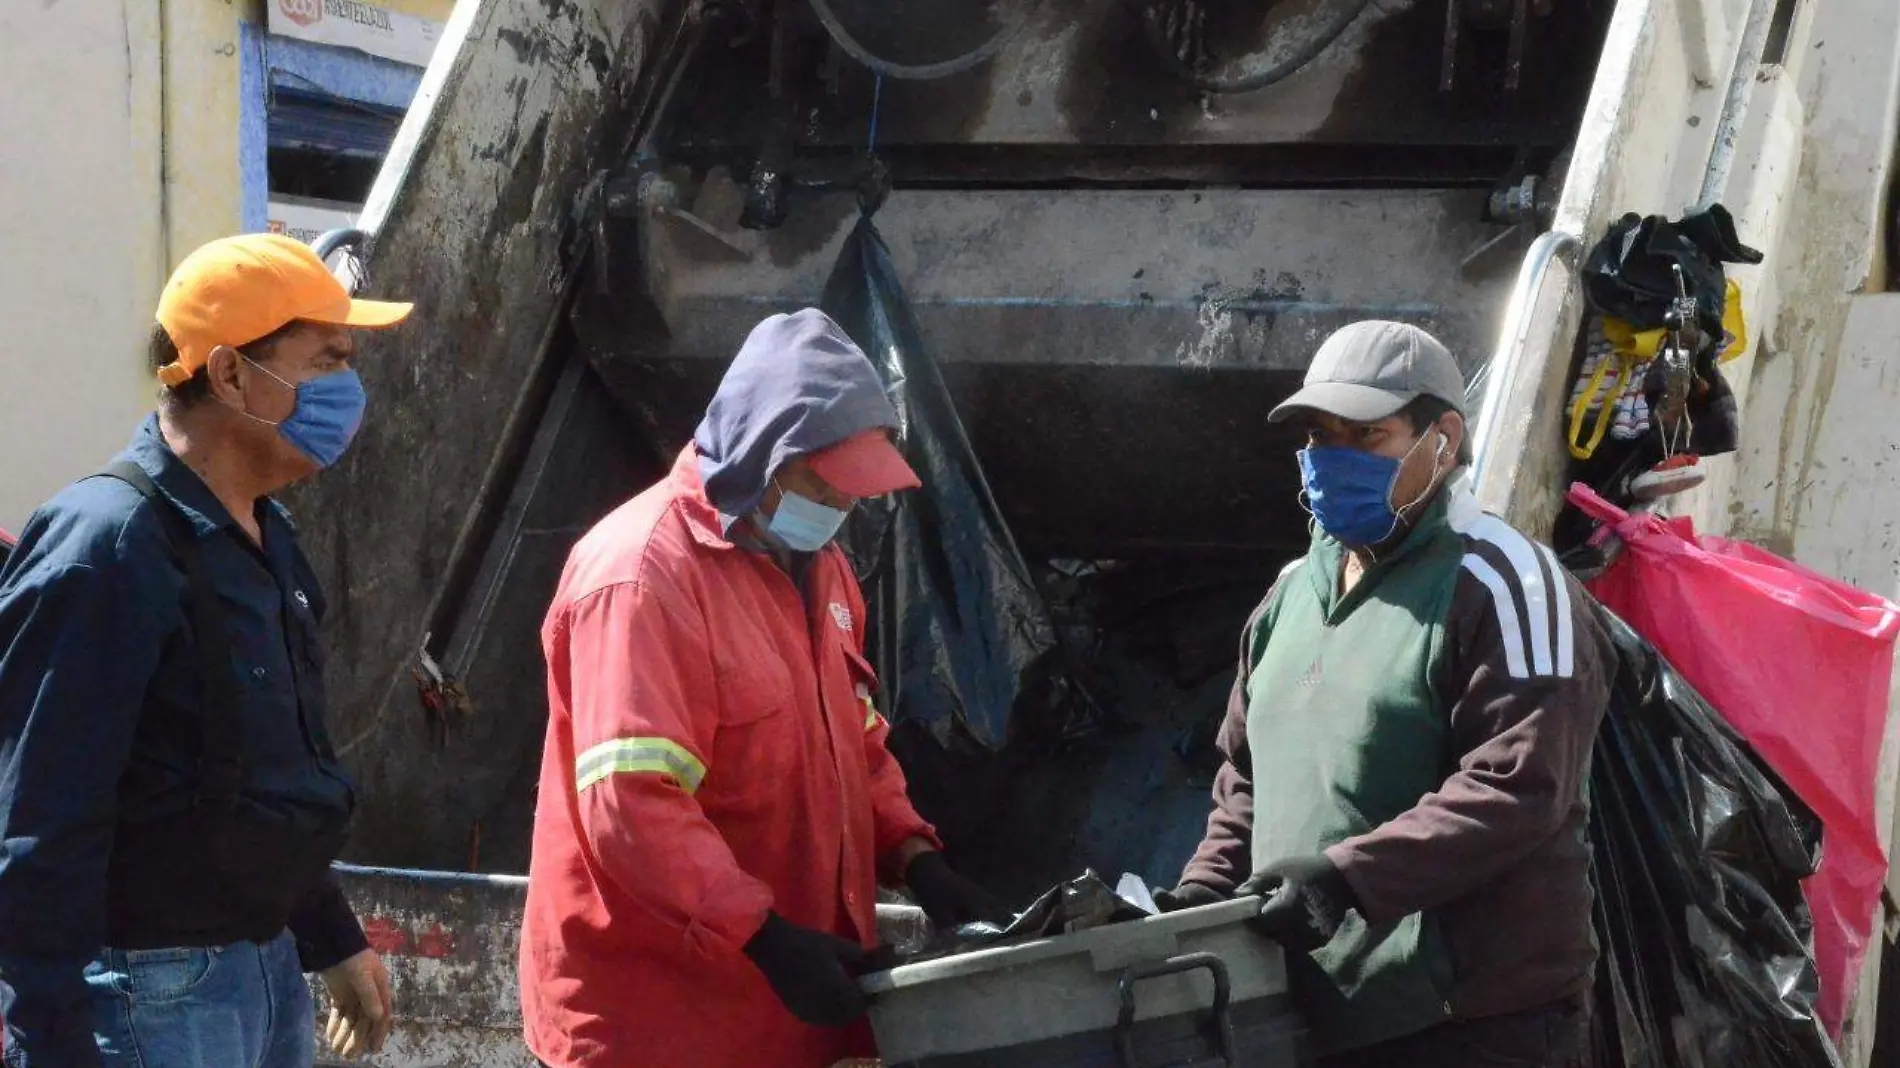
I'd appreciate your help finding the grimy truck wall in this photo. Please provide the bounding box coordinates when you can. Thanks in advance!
[297,0,1609,888]
[289,0,1900,1063]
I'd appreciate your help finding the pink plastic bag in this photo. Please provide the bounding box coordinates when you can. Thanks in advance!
[1569,483,1899,1034]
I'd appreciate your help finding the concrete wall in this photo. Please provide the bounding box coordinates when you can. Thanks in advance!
[0,0,267,530]
[0,2,165,531]
[0,0,459,531]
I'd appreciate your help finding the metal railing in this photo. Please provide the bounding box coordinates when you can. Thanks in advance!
[1466,229,1583,492]
[1697,0,1779,211]
[311,227,369,264]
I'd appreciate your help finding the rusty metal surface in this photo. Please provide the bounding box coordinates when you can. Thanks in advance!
[279,0,680,867]
[309,865,533,1068]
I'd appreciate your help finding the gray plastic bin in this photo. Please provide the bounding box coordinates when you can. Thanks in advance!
[860,899,1307,1068]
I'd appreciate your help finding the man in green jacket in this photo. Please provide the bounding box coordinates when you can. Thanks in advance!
[1159,321,1614,1067]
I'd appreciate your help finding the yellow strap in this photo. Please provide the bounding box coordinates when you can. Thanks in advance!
[1567,351,1625,461]
[1600,318,1666,359]
[1602,284,1749,363]
[1719,278,1749,362]
[575,737,708,794]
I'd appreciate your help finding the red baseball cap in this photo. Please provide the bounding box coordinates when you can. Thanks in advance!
[806,429,921,498]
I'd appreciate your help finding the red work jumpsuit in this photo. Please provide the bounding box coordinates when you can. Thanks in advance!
[521,446,937,1068]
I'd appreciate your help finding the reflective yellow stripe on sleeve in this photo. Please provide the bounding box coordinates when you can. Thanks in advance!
[574,737,707,795]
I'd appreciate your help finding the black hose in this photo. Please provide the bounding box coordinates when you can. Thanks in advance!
[1142,0,1376,94]
[804,0,1039,80]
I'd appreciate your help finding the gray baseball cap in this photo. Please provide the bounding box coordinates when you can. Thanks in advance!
[1267,320,1466,424]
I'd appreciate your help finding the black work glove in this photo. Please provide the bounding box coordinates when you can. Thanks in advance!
[1237,855,1359,954]
[743,911,869,1028]
[904,851,1001,929]
[1152,881,1228,913]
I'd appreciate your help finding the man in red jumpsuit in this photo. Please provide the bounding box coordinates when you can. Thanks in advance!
[521,309,994,1067]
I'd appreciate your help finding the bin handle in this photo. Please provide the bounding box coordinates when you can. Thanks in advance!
[1114,952,1237,1068]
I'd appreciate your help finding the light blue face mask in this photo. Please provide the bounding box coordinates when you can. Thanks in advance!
[761,483,850,553]
[241,357,367,469]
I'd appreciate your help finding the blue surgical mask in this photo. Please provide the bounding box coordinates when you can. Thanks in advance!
[1298,431,1445,547]
[241,357,367,468]
[762,484,849,553]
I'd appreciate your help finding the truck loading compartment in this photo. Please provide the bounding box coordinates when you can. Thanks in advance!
[280,0,1878,1059]
[298,0,1612,891]
[588,0,1604,556]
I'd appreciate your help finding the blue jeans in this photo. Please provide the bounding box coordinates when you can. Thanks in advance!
[8,932,314,1067]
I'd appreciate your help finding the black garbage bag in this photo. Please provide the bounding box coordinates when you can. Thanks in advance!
[820,211,1093,752]
[901,870,1155,964]
[1589,609,1839,1068]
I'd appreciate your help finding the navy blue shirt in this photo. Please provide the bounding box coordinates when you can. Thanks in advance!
[0,417,365,1058]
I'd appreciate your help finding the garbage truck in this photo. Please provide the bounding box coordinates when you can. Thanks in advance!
[288,0,1900,1062]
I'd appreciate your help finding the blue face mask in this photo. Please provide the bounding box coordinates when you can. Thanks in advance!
[1298,431,1444,547]
[762,485,849,553]
[242,358,367,469]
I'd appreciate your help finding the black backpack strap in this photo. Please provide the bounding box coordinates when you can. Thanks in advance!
[97,461,244,810]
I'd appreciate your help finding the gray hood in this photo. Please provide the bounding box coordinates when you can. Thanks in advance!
[693,308,900,524]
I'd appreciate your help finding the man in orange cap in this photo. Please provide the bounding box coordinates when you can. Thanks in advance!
[0,234,412,1067]
[521,309,996,1068]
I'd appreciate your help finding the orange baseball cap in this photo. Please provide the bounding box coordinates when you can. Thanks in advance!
[807,429,922,498]
[154,233,413,387]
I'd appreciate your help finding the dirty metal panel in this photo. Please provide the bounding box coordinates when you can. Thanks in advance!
[677,0,1609,151]
[578,184,1506,554]
[313,1024,535,1068]
[280,0,681,867]
[369,357,663,875]
[316,865,941,1066]
[621,185,1512,372]
[310,866,533,1068]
